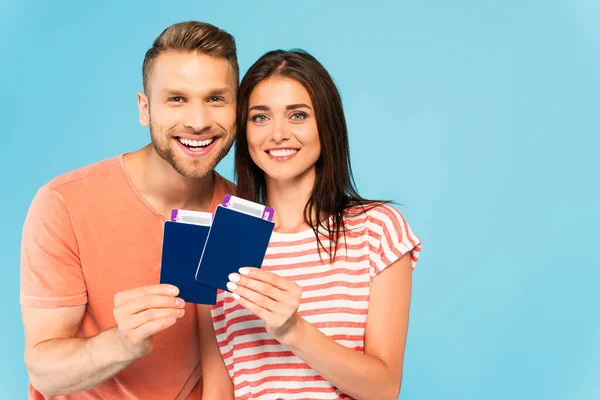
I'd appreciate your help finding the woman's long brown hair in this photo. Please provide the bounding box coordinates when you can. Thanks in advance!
[235,49,389,259]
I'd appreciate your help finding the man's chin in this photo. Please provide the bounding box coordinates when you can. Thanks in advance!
[153,139,232,179]
[171,160,216,179]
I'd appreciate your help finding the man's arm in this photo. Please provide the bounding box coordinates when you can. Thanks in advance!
[23,284,185,398]
[23,305,130,397]
[197,304,234,399]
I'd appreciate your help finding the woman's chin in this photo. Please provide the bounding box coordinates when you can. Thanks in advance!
[264,172,298,183]
[261,163,317,187]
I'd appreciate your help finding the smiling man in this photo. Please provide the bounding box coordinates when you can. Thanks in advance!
[20,21,237,399]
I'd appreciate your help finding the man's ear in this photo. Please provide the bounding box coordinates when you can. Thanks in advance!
[137,92,150,127]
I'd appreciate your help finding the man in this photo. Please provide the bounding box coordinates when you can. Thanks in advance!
[20,21,237,399]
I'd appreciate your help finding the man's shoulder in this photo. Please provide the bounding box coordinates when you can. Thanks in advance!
[43,154,125,198]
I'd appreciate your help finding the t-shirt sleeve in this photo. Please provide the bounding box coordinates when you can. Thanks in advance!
[20,185,88,307]
[369,205,422,278]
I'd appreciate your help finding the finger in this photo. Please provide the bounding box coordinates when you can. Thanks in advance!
[238,268,297,291]
[120,307,186,331]
[130,316,178,341]
[118,294,185,317]
[114,284,179,307]
[229,273,287,302]
[227,283,284,314]
[231,292,272,322]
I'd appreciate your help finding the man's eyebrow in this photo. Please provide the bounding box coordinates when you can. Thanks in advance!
[161,87,234,96]
[207,88,234,97]
[162,89,186,96]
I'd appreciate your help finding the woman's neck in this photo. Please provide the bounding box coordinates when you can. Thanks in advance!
[265,169,316,234]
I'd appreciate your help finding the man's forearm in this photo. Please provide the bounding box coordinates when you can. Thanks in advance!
[26,327,134,397]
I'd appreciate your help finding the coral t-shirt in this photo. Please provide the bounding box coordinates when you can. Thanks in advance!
[20,154,234,399]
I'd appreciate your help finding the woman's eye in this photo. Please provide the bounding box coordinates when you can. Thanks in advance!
[291,112,306,120]
[252,114,268,123]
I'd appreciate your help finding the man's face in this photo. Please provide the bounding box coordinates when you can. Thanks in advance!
[138,50,237,178]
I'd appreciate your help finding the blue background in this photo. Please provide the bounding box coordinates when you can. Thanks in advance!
[2,1,598,398]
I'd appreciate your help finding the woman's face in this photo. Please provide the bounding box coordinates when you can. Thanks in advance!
[246,77,321,184]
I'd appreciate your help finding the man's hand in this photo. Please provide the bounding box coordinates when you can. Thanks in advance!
[113,284,186,360]
[23,283,185,398]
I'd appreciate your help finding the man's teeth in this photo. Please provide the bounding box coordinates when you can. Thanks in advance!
[178,137,215,147]
[268,149,298,157]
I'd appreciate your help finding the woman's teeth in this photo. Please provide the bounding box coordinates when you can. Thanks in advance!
[268,149,298,157]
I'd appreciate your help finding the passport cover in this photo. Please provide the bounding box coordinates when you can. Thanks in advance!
[195,205,274,291]
[160,221,217,304]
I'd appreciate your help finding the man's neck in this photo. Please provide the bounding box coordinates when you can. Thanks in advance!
[123,145,216,219]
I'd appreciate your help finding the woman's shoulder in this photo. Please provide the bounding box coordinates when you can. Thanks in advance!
[344,202,407,226]
[346,202,422,269]
[344,202,419,244]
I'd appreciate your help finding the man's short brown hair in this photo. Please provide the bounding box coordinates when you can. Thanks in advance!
[142,21,238,93]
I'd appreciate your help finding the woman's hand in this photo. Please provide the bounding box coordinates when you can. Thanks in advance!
[227,267,303,341]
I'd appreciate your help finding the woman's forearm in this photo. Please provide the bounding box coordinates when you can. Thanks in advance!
[279,317,402,400]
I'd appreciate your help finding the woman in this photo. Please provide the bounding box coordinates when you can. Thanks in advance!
[199,49,421,400]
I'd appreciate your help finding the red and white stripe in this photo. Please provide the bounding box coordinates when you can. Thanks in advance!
[211,204,421,399]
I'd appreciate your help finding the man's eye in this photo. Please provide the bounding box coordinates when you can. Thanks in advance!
[169,96,184,102]
[209,96,225,103]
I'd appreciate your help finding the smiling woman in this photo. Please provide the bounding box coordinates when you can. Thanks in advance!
[246,77,321,181]
[197,49,422,400]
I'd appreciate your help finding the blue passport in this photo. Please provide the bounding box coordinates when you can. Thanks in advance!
[160,221,217,304]
[195,205,274,291]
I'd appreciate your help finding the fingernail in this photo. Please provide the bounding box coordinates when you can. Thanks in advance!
[176,298,185,307]
[229,273,240,282]
[239,267,250,276]
[177,309,185,317]
[226,282,238,292]
[170,286,179,295]
[232,293,240,300]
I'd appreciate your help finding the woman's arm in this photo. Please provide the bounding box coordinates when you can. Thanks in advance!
[228,252,413,400]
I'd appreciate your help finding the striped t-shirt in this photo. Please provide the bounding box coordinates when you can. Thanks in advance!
[211,204,422,399]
